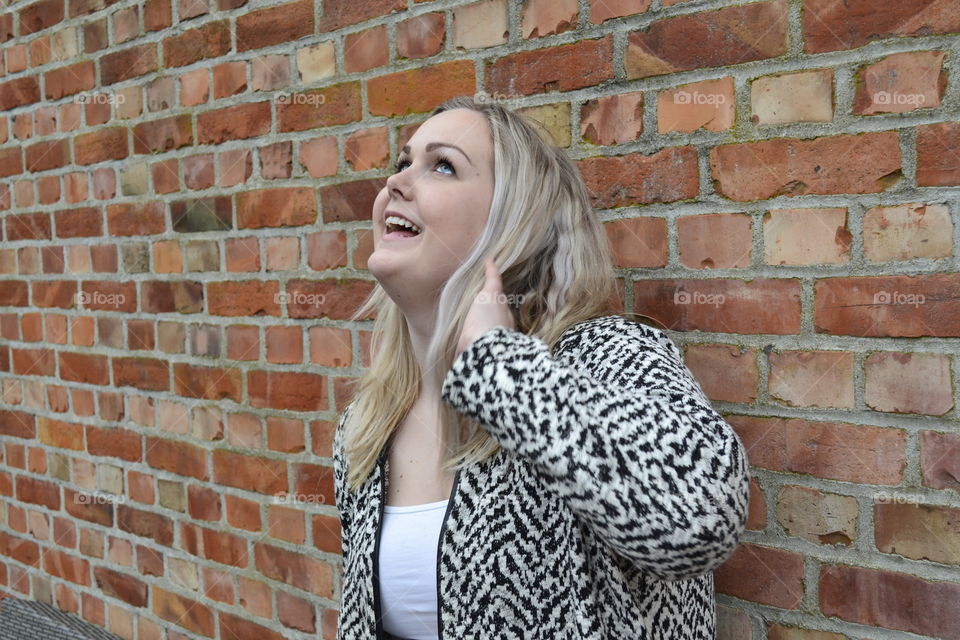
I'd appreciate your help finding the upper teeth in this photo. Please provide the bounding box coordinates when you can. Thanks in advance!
[385,215,422,234]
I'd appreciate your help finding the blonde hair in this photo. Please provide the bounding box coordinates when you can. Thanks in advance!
[342,96,625,490]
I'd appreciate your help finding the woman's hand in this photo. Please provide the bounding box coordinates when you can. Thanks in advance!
[455,258,517,359]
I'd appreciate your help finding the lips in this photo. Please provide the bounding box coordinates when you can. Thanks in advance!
[383,210,421,230]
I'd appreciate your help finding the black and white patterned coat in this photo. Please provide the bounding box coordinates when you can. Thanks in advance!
[333,314,751,639]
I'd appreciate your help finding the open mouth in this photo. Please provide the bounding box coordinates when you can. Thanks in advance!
[384,214,422,240]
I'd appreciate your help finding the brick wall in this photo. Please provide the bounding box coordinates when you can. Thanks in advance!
[0,0,958,638]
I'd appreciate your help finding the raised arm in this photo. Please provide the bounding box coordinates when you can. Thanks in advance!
[440,317,750,580]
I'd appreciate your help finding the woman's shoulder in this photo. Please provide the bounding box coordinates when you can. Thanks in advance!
[555,314,675,356]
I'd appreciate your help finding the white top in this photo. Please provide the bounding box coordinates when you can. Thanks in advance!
[378,498,449,640]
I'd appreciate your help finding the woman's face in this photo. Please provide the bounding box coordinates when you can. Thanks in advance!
[368,108,495,305]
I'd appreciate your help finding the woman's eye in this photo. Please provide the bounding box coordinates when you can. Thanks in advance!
[436,159,455,175]
[393,158,410,173]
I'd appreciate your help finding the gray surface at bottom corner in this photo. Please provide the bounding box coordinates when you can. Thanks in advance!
[0,598,124,640]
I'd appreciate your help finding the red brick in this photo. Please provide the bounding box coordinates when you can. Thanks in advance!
[277,82,363,132]
[0,282,29,307]
[319,178,384,223]
[578,146,699,209]
[31,280,75,309]
[626,1,787,78]
[141,280,204,314]
[633,278,801,334]
[803,0,960,54]
[589,0,651,24]
[219,611,286,640]
[118,505,174,546]
[768,350,854,409]
[917,122,960,187]
[201,527,248,567]
[920,431,960,493]
[397,12,444,59]
[11,349,56,376]
[277,591,316,632]
[710,132,901,201]
[581,92,644,145]
[247,370,327,412]
[677,213,751,269]
[819,564,960,637]
[197,102,271,145]
[187,485,222,521]
[145,436,209,481]
[64,488,113,526]
[293,463,333,505]
[715,543,804,608]
[7,212,52,240]
[875,502,960,566]
[213,449,287,494]
[285,279,374,320]
[20,0,64,34]
[44,550,90,586]
[0,531,41,566]
[152,586,215,637]
[236,0,313,52]
[207,281,280,317]
[74,128,128,165]
[312,513,341,554]
[814,274,960,337]
[163,19,230,67]
[44,61,95,99]
[144,0,171,30]
[683,343,759,403]
[94,567,147,606]
[26,139,69,172]
[132,115,192,154]
[369,60,475,116]
[101,44,158,85]
[213,61,247,99]
[488,37,612,97]
[853,51,946,115]
[226,495,261,531]
[58,351,110,385]
[319,0,405,30]
[236,187,315,229]
[0,76,41,110]
[171,362,243,401]
[55,207,102,238]
[729,415,907,484]
[864,351,952,415]
[254,543,333,596]
[16,476,61,509]
[86,425,141,462]
[38,416,83,450]
[112,356,169,391]
[0,147,24,177]
[345,25,388,72]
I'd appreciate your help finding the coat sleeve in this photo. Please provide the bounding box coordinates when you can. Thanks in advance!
[332,409,352,561]
[439,320,751,581]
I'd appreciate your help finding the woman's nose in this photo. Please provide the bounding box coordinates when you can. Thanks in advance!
[385,168,412,200]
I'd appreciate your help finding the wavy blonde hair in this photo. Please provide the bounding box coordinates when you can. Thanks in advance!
[342,96,629,490]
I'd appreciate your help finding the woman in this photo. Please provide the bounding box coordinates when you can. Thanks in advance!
[332,95,751,640]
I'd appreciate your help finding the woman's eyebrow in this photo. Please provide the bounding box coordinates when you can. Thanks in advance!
[400,142,474,166]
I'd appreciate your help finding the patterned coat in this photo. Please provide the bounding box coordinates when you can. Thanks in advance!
[333,314,751,639]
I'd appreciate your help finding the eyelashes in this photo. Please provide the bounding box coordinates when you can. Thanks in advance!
[392,154,456,176]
